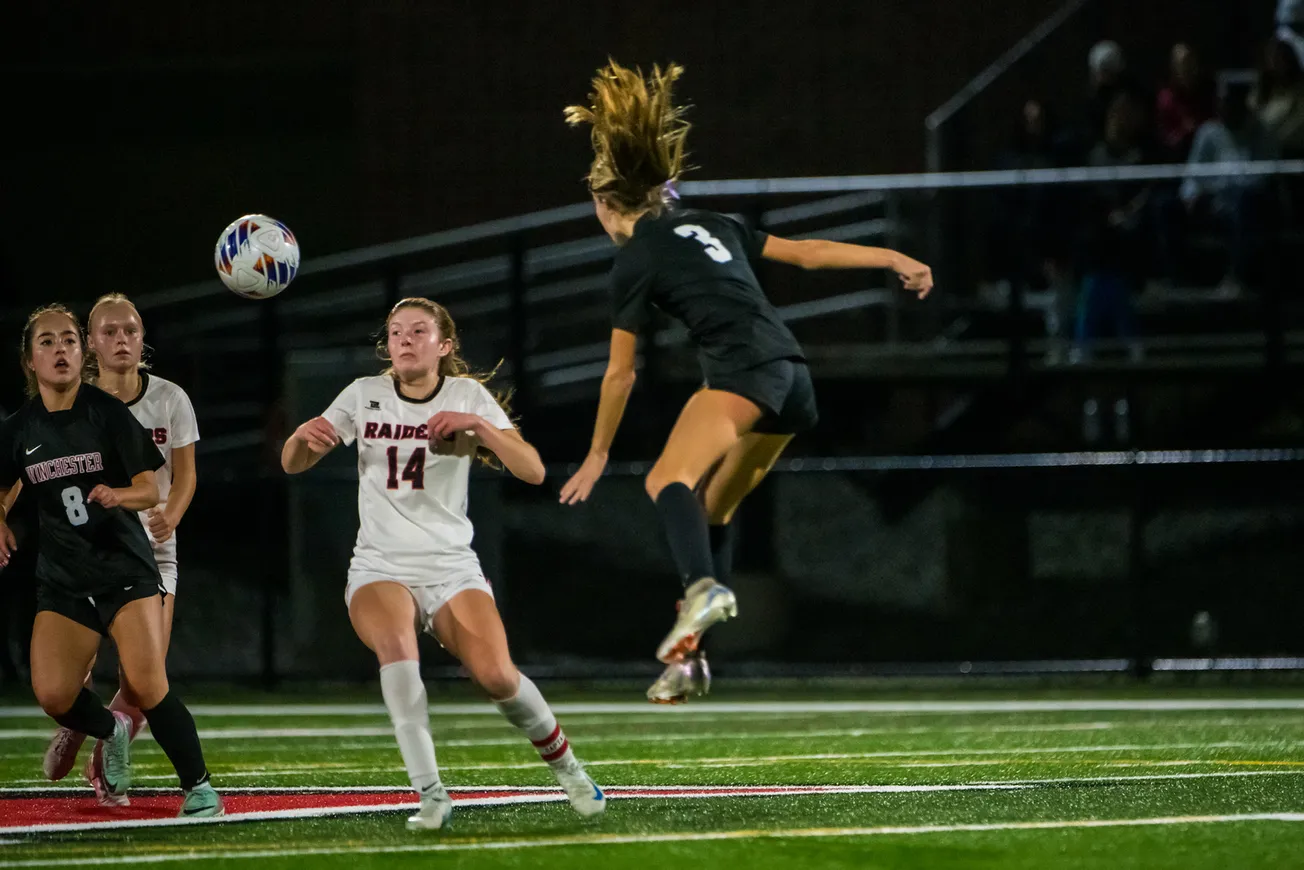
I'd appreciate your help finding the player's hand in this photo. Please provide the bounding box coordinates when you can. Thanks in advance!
[147,508,175,543]
[427,412,484,441]
[559,452,607,505]
[894,255,933,299]
[0,522,15,567]
[87,484,121,509]
[295,417,339,455]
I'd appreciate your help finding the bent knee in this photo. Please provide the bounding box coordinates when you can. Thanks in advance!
[370,634,419,666]
[34,685,80,718]
[120,672,169,710]
[469,661,520,700]
[645,468,692,501]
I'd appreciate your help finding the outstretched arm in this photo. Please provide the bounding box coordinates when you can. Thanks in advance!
[559,328,638,504]
[761,236,933,298]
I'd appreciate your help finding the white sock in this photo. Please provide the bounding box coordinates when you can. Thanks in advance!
[493,674,575,768]
[379,660,442,794]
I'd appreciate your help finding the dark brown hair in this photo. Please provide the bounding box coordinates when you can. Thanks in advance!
[20,304,83,397]
[564,59,693,213]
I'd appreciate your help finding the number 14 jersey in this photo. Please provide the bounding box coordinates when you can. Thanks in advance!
[323,374,513,584]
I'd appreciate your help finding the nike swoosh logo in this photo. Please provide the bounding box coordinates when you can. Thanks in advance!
[25,445,41,456]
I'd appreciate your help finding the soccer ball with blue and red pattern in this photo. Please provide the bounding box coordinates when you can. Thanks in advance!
[214,214,300,299]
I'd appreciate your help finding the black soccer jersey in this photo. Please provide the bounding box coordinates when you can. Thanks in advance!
[0,384,164,597]
[609,208,805,376]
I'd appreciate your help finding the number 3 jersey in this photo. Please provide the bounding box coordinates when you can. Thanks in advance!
[0,384,164,596]
[609,207,805,378]
[322,374,513,584]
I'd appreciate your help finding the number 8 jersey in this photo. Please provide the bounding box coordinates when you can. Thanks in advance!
[0,385,164,597]
[322,374,513,586]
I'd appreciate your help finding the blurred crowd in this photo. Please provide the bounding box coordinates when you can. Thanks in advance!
[988,14,1304,359]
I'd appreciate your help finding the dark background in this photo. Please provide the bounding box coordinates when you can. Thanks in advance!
[1,0,1266,307]
[2,1,1301,683]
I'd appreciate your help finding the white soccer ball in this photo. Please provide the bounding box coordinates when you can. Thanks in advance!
[214,214,301,299]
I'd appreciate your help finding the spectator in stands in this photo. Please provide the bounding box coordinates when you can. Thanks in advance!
[1085,40,1149,146]
[1156,43,1215,162]
[1074,92,1152,359]
[1252,37,1304,157]
[1174,82,1278,296]
[990,99,1076,358]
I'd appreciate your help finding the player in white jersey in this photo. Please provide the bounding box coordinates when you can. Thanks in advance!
[40,294,203,808]
[282,297,604,831]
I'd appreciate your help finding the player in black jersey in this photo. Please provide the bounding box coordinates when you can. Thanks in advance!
[0,305,222,816]
[560,61,934,702]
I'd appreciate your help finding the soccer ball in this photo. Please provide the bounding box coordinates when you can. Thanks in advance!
[214,214,300,299]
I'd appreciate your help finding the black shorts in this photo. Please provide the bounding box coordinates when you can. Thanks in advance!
[706,359,819,436]
[36,577,164,637]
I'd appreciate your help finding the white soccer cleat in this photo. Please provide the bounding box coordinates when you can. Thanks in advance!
[646,651,712,704]
[406,784,453,831]
[552,758,606,819]
[42,727,87,781]
[656,578,738,663]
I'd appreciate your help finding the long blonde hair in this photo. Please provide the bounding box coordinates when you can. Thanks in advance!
[19,304,83,397]
[377,298,513,463]
[84,292,149,381]
[564,59,693,213]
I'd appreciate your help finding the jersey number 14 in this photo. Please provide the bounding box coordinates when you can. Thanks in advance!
[386,446,426,490]
[674,224,734,263]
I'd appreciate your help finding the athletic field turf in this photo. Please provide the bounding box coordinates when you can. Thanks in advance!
[2,686,1303,868]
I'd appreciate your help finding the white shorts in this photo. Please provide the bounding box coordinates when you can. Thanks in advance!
[157,559,178,596]
[344,570,493,635]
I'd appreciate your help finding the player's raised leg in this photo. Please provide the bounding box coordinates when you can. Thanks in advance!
[643,389,761,665]
[349,580,451,831]
[647,431,793,703]
[433,589,605,819]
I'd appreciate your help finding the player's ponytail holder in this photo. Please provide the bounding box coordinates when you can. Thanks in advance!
[660,181,681,207]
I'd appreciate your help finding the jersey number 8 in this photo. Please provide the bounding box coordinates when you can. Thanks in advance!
[61,486,89,526]
[674,224,734,263]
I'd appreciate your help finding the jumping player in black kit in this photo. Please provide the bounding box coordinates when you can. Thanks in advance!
[0,305,222,816]
[559,61,934,702]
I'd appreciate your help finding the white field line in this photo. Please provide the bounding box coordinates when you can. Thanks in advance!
[2,767,1298,796]
[0,722,1115,742]
[0,720,1123,744]
[2,813,1303,866]
[6,713,1302,745]
[4,698,1304,719]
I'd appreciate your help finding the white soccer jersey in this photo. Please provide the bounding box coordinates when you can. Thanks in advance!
[123,373,200,579]
[322,374,513,585]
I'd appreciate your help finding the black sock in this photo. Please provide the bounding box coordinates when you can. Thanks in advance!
[52,688,114,739]
[143,692,209,790]
[655,482,716,589]
[709,523,736,587]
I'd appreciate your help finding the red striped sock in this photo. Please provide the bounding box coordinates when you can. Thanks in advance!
[531,724,570,764]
